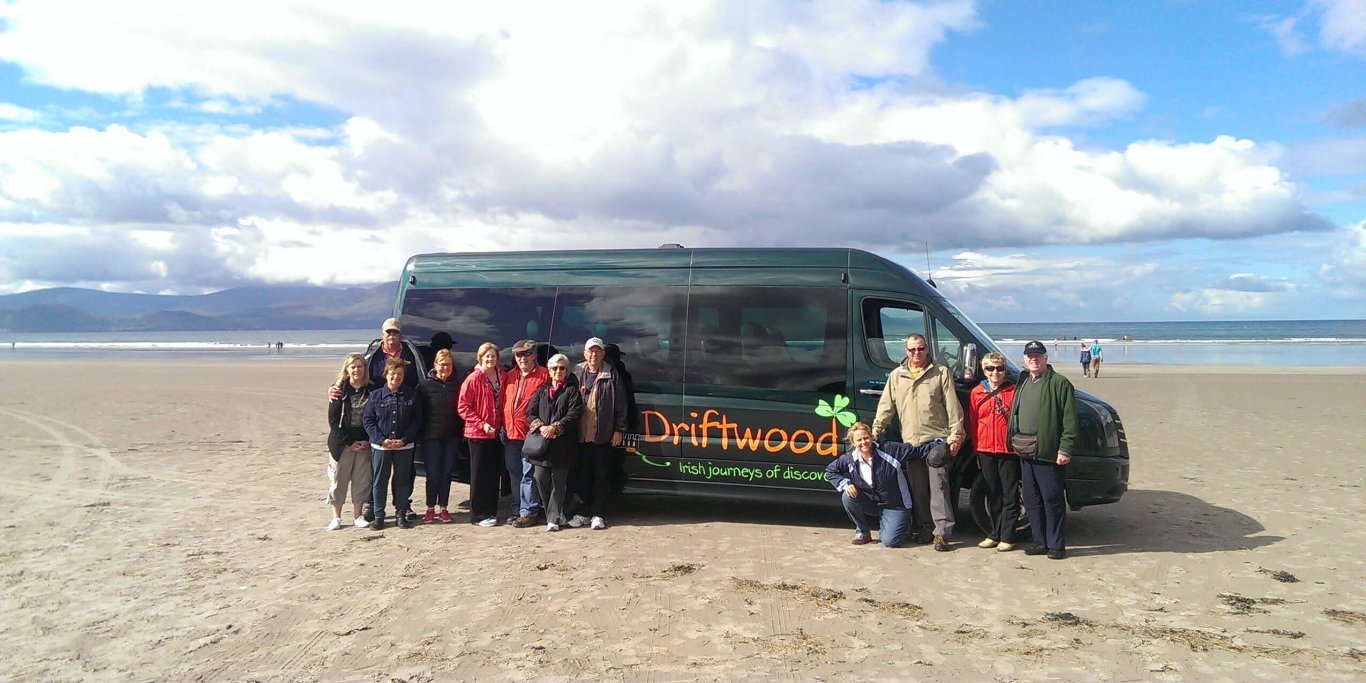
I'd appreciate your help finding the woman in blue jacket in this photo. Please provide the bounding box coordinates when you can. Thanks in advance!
[825,422,927,547]
[363,358,424,530]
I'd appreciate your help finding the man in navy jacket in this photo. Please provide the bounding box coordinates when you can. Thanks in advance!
[825,422,927,547]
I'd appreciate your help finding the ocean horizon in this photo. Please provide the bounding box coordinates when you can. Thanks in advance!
[3,319,1364,367]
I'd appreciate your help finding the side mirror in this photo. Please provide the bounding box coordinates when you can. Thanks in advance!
[961,343,978,382]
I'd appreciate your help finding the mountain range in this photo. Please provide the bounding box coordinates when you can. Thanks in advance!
[0,283,398,332]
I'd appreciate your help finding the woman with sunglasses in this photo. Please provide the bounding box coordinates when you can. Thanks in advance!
[525,354,584,531]
[969,351,1020,551]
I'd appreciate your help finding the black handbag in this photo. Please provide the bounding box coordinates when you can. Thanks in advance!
[522,432,549,459]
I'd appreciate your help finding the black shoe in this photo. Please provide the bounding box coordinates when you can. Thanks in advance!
[1024,545,1048,556]
[396,512,412,529]
[1048,548,1067,560]
[362,503,374,523]
[932,535,950,552]
[369,518,385,531]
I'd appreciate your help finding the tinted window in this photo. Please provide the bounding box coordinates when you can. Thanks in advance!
[687,287,846,392]
[400,287,556,362]
[550,287,685,385]
[861,299,928,369]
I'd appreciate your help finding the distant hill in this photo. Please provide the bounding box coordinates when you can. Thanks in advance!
[0,282,398,332]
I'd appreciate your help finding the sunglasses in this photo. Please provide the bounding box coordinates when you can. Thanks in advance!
[906,347,928,353]
[514,350,534,358]
[549,366,568,371]
[983,365,1005,372]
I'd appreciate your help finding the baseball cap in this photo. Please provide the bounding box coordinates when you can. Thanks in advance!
[1023,340,1047,355]
[585,337,605,351]
[511,339,536,354]
[382,317,402,333]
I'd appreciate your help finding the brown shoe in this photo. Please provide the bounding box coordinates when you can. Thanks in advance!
[933,535,950,552]
[511,515,536,528]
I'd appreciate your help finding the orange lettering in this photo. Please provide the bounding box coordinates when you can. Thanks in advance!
[789,429,815,455]
[763,428,788,453]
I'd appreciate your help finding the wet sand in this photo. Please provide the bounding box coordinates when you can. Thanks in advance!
[1,358,1363,681]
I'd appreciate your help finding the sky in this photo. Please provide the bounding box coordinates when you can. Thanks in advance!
[0,0,1363,323]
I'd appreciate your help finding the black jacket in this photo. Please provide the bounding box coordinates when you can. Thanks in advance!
[417,369,463,440]
[327,381,371,460]
[525,374,585,468]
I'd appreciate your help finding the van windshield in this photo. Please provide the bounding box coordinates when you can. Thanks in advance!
[934,295,1017,373]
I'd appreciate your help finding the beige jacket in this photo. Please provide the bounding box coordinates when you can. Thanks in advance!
[872,362,964,446]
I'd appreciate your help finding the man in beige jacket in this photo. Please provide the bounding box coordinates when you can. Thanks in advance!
[872,334,965,551]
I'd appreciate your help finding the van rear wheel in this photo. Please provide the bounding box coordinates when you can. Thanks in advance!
[968,476,1030,540]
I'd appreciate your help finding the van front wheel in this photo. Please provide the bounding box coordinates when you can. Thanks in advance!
[968,476,1031,540]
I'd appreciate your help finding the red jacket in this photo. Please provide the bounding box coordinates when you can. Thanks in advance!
[969,380,1016,455]
[458,367,502,440]
[501,365,549,440]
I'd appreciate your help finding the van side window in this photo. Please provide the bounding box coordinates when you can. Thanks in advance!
[861,299,928,369]
[686,287,846,392]
[400,287,557,364]
[550,287,685,385]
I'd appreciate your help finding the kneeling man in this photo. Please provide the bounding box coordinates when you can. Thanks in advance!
[825,422,927,547]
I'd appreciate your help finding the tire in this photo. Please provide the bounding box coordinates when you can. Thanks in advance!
[969,475,1030,540]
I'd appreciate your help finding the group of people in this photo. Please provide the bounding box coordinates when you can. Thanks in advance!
[1079,339,1103,377]
[833,335,1077,559]
[327,320,1078,558]
[325,318,627,533]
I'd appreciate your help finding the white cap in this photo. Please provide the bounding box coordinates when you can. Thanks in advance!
[381,317,402,333]
[585,336,605,350]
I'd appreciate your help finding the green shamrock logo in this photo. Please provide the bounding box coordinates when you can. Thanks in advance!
[815,394,858,428]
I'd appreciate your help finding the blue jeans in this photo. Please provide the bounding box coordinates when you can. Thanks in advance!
[841,493,912,547]
[422,437,458,508]
[371,447,415,519]
[503,438,542,517]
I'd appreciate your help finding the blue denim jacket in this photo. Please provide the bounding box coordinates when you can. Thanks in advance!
[362,385,424,446]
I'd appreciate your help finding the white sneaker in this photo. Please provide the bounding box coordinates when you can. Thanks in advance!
[590,516,606,530]
[326,517,342,531]
[546,523,560,532]
[477,517,498,527]
[353,517,368,528]
[567,514,589,528]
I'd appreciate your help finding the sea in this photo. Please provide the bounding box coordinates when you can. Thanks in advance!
[3,320,1365,367]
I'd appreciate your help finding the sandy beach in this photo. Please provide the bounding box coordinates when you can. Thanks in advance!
[1,357,1363,681]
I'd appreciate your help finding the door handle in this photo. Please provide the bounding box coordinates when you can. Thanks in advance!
[859,389,883,396]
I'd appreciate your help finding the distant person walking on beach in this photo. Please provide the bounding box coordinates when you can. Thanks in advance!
[872,333,965,552]
[1008,341,1077,560]
[326,353,373,530]
[1079,345,1091,377]
[825,423,927,547]
[363,359,424,530]
[970,352,1020,551]
[1088,340,1103,377]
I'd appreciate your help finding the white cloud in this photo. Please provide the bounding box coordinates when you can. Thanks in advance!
[0,102,41,122]
[1169,288,1269,314]
[1316,0,1366,56]
[1317,220,1366,296]
[0,0,1339,293]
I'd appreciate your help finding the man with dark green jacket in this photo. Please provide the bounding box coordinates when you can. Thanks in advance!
[1008,341,1077,560]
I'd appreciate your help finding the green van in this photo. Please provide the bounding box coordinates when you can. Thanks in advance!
[394,247,1128,531]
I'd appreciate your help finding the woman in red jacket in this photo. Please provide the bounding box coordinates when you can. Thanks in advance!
[969,351,1020,551]
[458,342,504,526]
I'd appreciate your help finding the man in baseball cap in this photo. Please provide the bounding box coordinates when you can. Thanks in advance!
[1009,340,1078,560]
